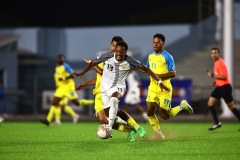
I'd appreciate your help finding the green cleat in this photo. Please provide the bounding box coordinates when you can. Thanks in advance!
[128,129,136,142]
[180,100,193,114]
[136,126,146,138]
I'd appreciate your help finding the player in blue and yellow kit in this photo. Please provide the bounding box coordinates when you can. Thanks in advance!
[40,55,94,126]
[146,33,193,140]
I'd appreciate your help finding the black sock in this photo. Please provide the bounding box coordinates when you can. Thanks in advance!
[209,106,219,124]
[231,108,240,121]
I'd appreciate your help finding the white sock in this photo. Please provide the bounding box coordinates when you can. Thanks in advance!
[108,97,119,129]
[115,116,127,125]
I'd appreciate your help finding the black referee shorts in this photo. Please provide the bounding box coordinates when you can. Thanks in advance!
[210,84,233,104]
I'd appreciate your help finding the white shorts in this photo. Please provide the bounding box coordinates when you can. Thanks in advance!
[101,86,125,109]
[124,88,141,105]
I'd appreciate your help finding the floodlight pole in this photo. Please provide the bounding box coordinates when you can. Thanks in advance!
[221,0,233,117]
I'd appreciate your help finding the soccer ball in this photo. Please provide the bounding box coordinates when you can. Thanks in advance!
[96,124,112,139]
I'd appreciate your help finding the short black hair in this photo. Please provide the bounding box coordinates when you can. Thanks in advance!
[116,41,128,51]
[111,36,124,43]
[211,47,220,53]
[57,54,64,58]
[153,33,165,43]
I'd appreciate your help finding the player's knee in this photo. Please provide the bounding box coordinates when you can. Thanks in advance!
[147,109,154,116]
[117,109,129,121]
[109,97,119,108]
[159,109,170,120]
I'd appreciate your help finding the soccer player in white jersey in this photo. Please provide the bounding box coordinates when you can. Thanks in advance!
[76,41,169,135]
[123,70,148,122]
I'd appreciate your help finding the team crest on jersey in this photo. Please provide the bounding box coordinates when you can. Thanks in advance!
[121,65,127,69]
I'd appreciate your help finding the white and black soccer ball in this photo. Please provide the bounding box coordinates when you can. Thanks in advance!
[96,124,112,139]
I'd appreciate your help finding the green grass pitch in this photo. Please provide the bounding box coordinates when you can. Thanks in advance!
[0,121,240,160]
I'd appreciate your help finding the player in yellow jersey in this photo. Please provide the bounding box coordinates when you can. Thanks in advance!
[40,55,94,126]
[146,33,193,140]
[51,69,79,124]
[75,36,147,141]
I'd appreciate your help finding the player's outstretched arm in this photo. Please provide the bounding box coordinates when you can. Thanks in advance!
[75,77,97,90]
[140,65,170,92]
[83,58,103,75]
[75,60,97,78]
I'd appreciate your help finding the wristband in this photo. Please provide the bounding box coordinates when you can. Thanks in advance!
[211,73,214,78]
[158,80,162,84]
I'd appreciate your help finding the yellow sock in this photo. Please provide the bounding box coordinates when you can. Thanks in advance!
[169,106,181,118]
[79,99,94,106]
[55,107,61,122]
[47,105,57,122]
[64,106,76,117]
[117,124,130,133]
[148,114,160,131]
[127,117,140,130]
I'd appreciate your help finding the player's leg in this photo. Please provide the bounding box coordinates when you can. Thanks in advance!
[208,96,221,130]
[79,99,94,106]
[123,91,131,112]
[61,97,79,123]
[116,109,146,138]
[97,93,136,141]
[108,94,120,130]
[135,103,148,122]
[40,96,61,126]
[53,98,68,124]
[222,84,240,121]
[208,87,222,130]
[53,104,62,125]
[146,90,164,140]
[112,123,137,142]
[130,89,148,122]
[69,90,94,107]
[147,101,164,140]
[227,101,240,120]
[95,93,109,124]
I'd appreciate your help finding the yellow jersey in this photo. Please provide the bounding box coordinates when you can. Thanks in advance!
[55,63,75,91]
[93,62,103,95]
[146,50,176,93]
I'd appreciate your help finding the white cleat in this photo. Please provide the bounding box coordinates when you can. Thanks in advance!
[73,114,80,123]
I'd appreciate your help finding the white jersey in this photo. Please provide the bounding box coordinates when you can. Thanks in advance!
[95,52,143,93]
[126,71,140,91]
[124,71,141,104]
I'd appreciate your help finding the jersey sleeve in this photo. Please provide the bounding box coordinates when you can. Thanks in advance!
[63,63,73,74]
[126,56,144,69]
[165,53,176,72]
[146,57,149,68]
[95,52,113,64]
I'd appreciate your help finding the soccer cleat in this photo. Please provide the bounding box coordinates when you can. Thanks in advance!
[180,100,193,114]
[52,120,61,125]
[148,130,165,141]
[40,119,50,126]
[136,126,146,138]
[73,114,80,123]
[208,122,222,131]
[128,129,136,142]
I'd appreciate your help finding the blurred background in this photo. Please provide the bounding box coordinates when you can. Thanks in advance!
[0,0,239,121]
